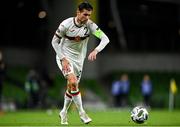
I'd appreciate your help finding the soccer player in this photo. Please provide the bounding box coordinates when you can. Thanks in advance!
[51,2,109,125]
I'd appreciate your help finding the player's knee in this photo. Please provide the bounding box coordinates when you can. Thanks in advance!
[68,76,77,85]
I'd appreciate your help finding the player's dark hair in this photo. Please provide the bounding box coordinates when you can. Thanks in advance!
[78,2,93,12]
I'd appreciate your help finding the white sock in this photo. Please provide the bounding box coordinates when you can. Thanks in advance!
[61,93,72,113]
[72,92,85,114]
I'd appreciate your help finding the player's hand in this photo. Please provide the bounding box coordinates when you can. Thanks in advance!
[88,49,98,61]
[61,58,71,73]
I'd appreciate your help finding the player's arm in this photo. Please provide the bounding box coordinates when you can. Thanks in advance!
[88,22,110,61]
[51,24,66,60]
[51,24,71,73]
[93,28,109,52]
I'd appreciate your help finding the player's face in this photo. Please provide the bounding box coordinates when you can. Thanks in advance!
[77,9,92,24]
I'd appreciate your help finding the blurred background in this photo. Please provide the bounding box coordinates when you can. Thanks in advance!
[0,0,180,111]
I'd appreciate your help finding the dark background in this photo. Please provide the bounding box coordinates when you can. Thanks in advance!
[1,0,180,52]
[99,0,180,53]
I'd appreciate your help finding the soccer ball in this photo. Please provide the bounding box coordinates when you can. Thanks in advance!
[131,106,148,124]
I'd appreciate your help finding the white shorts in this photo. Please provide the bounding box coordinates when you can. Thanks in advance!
[56,55,83,83]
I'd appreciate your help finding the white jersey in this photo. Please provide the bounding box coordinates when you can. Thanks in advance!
[56,17,95,63]
[52,17,109,80]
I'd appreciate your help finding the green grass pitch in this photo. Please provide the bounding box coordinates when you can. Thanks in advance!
[0,109,180,127]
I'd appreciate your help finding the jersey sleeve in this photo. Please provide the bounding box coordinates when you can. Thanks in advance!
[51,21,67,60]
[55,22,67,38]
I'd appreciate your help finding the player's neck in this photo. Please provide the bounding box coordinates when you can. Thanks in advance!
[75,17,84,27]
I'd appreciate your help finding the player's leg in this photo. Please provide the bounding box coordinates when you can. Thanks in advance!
[67,73,92,124]
[56,56,73,125]
[59,90,72,124]
[67,73,85,113]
